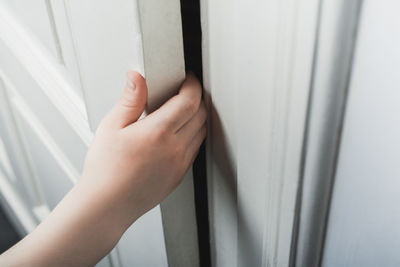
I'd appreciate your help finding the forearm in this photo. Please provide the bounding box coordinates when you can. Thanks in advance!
[0,177,135,267]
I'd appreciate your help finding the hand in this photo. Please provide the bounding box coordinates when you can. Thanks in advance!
[0,71,206,267]
[82,70,207,227]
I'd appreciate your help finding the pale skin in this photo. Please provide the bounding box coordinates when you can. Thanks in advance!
[0,71,207,266]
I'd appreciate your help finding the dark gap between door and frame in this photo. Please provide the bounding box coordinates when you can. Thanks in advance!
[180,1,211,267]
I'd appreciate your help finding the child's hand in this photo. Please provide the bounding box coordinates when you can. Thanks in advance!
[82,70,207,226]
[0,71,206,267]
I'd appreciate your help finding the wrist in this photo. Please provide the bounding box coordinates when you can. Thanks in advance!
[77,172,142,235]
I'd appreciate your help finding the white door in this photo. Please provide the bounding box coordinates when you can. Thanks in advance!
[200,0,400,266]
[3,1,399,267]
[0,1,198,266]
[200,0,320,266]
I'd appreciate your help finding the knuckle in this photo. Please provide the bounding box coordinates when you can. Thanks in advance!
[151,129,161,142]
[151,126,169,143]
[182,98,199,115]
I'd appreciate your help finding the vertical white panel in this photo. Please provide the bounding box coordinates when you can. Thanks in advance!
[118,207,168,267]
[0,138,14,182]
[64,0,185,127]
[160,170,199,267]
[201,0,319,266]
[0,78,42,210]
[49,0,85,95]
[293,1,363,266]
[1,0,60,61]
[137,0,186,112]
[62,0,144,128]
[0,4,90,144]
[201,1,239,266]
[0,77,42,234]
[11,101,74,210]
[0,43,88,174]
[322,1,400,266]
[1,0,85,100]
[62,0,143,128]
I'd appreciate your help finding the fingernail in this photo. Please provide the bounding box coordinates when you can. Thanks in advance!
[126,73,136,91]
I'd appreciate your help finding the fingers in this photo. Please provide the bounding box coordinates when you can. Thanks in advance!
[105,71,148,129]
[177,101,207,144]
[184,124,207,167]
[147,72,202,132]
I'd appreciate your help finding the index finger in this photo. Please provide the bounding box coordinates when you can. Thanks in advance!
[146,72,203,132]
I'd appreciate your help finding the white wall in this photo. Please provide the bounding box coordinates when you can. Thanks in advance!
[322,1,400,266]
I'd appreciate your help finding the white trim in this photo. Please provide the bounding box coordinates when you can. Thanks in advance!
[0,3,93,146]
[136,0,186,113]
[0,73,80,185]
[0,74,46,207]
[47,0,84,92]
[0,136,16,182]
[9,89,80,184]
[44,0,65,65]
[201,0,320,266]
[293,1,364,266]
[258,1,320,265]
[0,172,37,234]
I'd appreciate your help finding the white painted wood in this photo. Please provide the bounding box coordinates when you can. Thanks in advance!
[11,105,74,210]
[10,92,80,185]
[0,76,44,210]
[0,91,40,234]
[0,1,96,263]
[0,43,88,173]
[1,0,61,62]
[293,1,363,266]
[1,74,53,238]
[201,0,319,266]
[118,207,168,267]
[200,2,239,265]
[59,0,144,128]
[63,0,185,127]
[0,173,37,235]
[49,0,86,95]
[1,1,196,266]
[160,170,200,267]
[1,0,86,99]
[137,0,186,113]
[0,138,14,182]
[62,1,196,266]
[322,1,400,266]
[0,4,92,145]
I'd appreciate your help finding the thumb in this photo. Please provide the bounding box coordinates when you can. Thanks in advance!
[110,71,148,128]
